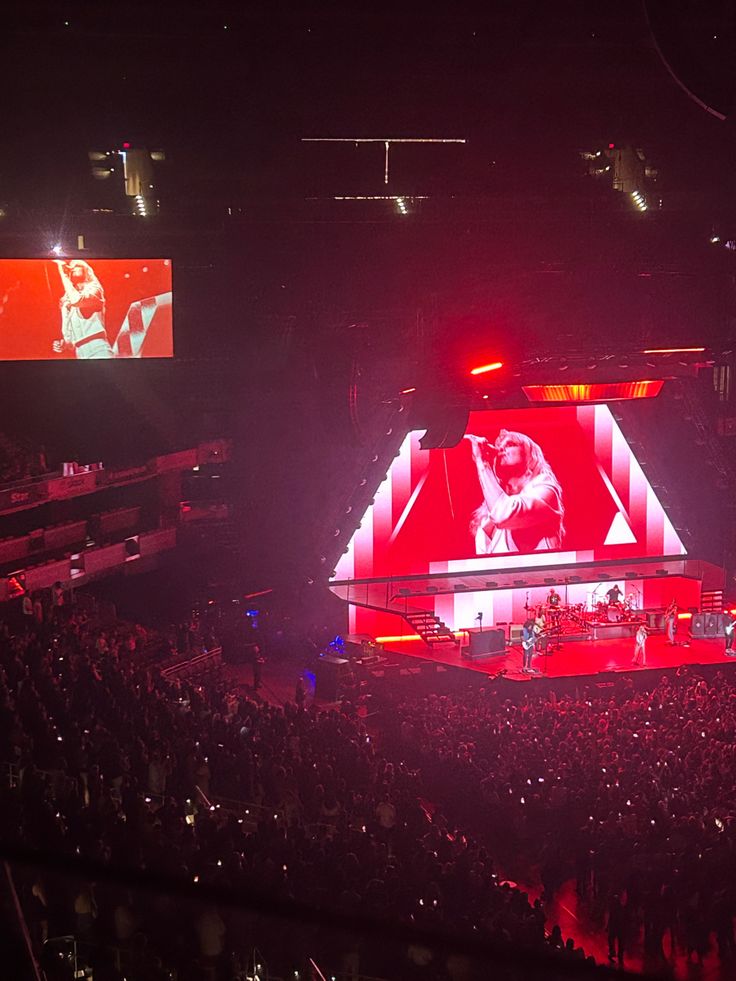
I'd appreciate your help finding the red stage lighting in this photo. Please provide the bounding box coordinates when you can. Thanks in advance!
[523,380,664,403]
[470,361,503,376]
[642,347,705,355]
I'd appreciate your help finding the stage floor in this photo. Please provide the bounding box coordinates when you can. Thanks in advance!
[379,631,732,682]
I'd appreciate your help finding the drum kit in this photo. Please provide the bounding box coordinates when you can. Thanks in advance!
[523,593,639,638]
[595,597,637,624]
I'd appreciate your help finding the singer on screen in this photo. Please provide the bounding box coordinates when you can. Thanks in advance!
[52,260,114,359]
[465,429,564,554]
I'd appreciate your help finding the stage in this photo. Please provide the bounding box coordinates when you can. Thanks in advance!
[371,630,733,684]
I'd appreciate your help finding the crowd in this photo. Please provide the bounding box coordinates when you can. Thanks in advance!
[391,672,736,969]
[0,608,591,981]
[0,432,48,483]
[4,597,736,979]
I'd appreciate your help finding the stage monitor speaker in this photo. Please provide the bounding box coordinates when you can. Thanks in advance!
[647,612,665,631]
[705,614,719,637]
[716,613,730,637]
[467,628,505,657]
[690,613,705,638]
[315,655,349,701]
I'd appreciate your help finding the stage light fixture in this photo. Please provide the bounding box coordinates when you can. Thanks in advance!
[642,347,705,355]
[485,581,498,588]
[523,380,664,402]
[470,361,503,376]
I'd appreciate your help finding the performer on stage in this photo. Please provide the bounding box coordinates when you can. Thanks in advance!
[632,623,648,666]
[464,429,564,555]
[547,587,561,609]
[724,612,735,657]
[664,599,678,646]
[533,610,549,656]
[53,259,114,359]
[521,617,537,674]
[606,584,622,606]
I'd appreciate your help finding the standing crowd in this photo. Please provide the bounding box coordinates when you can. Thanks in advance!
[2,603,736,978]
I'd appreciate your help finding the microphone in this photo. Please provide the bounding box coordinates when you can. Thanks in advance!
[464,435,498,454]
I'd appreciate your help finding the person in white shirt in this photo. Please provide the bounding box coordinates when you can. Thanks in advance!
[53,260,114,359]
[632,623,648,666]
[465,429,564,555]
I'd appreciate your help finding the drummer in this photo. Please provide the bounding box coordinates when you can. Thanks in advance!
[547,587,562,609]
[546,587,562,629]
[606,583,622,606]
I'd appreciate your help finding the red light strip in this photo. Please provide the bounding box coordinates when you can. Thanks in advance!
[642,347,705,354]
[376,632,465,643]
[523,380,664,402]
[470,361,503,376]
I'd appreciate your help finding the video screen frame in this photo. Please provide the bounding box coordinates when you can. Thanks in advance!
[0,257,174,360]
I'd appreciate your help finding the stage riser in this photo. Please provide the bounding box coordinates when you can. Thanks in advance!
[591,623,638,641]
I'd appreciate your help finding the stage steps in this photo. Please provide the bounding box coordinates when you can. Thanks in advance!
[402,608,456,646]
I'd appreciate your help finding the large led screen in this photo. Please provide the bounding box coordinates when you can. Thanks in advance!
[333,404,686,584]
[0,259,173,360]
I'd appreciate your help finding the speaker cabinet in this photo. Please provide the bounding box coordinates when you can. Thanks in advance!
[647,612,665,631]
[690,614,705,638]
[315,655,350,701]
[705,614,719,637]
[466,628,505,658]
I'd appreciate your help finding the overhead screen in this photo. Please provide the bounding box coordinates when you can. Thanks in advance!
[334,404,686,583]
[0,258,173,360]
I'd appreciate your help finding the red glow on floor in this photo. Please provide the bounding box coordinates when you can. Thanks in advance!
[379,632,731,681]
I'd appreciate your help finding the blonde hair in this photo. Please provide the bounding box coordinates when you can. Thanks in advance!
[470,428,565,540]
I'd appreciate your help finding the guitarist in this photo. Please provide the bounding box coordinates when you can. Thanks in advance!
[522,618,537,674]
[534,609,549,656]
[725,612,736,657]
